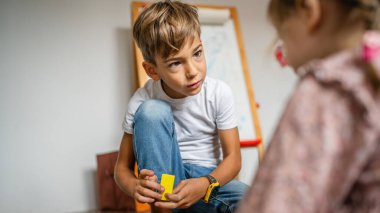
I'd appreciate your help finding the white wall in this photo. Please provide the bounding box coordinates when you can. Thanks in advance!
[0,0,297,212]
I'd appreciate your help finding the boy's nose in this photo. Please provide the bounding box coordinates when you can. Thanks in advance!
[185,63,198,79]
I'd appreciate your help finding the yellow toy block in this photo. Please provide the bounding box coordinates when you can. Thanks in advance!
[160,174,175,201]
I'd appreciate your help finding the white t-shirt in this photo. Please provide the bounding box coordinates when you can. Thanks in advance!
[123,77,237,167]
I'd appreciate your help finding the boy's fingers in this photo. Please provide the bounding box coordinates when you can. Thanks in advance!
[139,169,154,178]
[135,193,155,203]
[172,180,187,194]
[155,201,178,209]
[141,179,164,192]
[165,193,182,202]
[136,185,162,200]
[147,175,158,182]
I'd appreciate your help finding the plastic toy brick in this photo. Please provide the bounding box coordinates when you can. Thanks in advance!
[160,174,175,201]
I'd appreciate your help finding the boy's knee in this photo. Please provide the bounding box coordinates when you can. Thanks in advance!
[135,99,172,123]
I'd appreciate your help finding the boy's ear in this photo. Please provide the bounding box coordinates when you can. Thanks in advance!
[142,61,160,81]
[302,0,322,33]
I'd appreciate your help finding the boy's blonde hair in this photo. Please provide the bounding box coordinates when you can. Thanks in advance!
[268,0,380,30]
[133,0,200,64]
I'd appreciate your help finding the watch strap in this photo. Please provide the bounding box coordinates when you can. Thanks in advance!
[202,175,219,203]
[204,175,217,184]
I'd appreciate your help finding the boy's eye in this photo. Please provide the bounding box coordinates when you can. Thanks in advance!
[168,61,181,68]
[194,50,202,58]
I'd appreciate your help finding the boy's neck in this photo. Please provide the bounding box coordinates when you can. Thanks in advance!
[160,80,187,99]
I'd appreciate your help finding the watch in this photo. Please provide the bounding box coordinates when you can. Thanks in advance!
[202,175,220,203]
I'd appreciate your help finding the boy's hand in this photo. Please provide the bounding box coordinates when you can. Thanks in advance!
[133,169,164,203]
[154,177,209,209]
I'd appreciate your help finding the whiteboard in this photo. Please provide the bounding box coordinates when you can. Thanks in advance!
[201,20,255,140]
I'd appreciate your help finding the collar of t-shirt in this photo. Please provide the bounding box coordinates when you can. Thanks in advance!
[155,78,206,105]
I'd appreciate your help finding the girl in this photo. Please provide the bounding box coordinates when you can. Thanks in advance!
[237,0,380,212]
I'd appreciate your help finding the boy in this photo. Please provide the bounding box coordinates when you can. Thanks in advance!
[114,1,247,212]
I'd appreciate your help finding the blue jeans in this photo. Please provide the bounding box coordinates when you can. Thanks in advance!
[133,100,248,213]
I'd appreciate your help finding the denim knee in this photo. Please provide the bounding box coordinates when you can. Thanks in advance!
[134,99,172,125]
[132,100,184,179]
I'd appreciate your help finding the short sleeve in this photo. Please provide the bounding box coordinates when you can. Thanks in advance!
[215,81,237,130]
[122,88,149,134]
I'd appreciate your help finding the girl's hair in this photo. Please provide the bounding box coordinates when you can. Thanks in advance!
[268,0,380,30]
[268,0,380,89]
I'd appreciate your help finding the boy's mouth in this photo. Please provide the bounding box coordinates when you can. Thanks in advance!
[187,80,202,89]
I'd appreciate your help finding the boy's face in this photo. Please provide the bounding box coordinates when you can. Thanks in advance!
[144,35,206,99]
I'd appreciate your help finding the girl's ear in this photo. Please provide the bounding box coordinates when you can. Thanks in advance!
[302,0,322,33]
[142,61,160,81]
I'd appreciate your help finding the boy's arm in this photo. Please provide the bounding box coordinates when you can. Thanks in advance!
[209,127,241,186]
[210,81,242,185]
[114,133,163,203]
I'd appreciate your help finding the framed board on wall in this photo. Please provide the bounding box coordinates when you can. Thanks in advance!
[131,1,263,164]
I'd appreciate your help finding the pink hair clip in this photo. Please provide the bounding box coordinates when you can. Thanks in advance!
[362,31,380,62]
[275,44,288,67]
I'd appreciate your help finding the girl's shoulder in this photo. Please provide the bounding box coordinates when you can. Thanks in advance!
[293,49,380,131]
[296,50,372,98]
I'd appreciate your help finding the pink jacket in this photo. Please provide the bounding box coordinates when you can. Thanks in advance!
[237,49,380,212]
